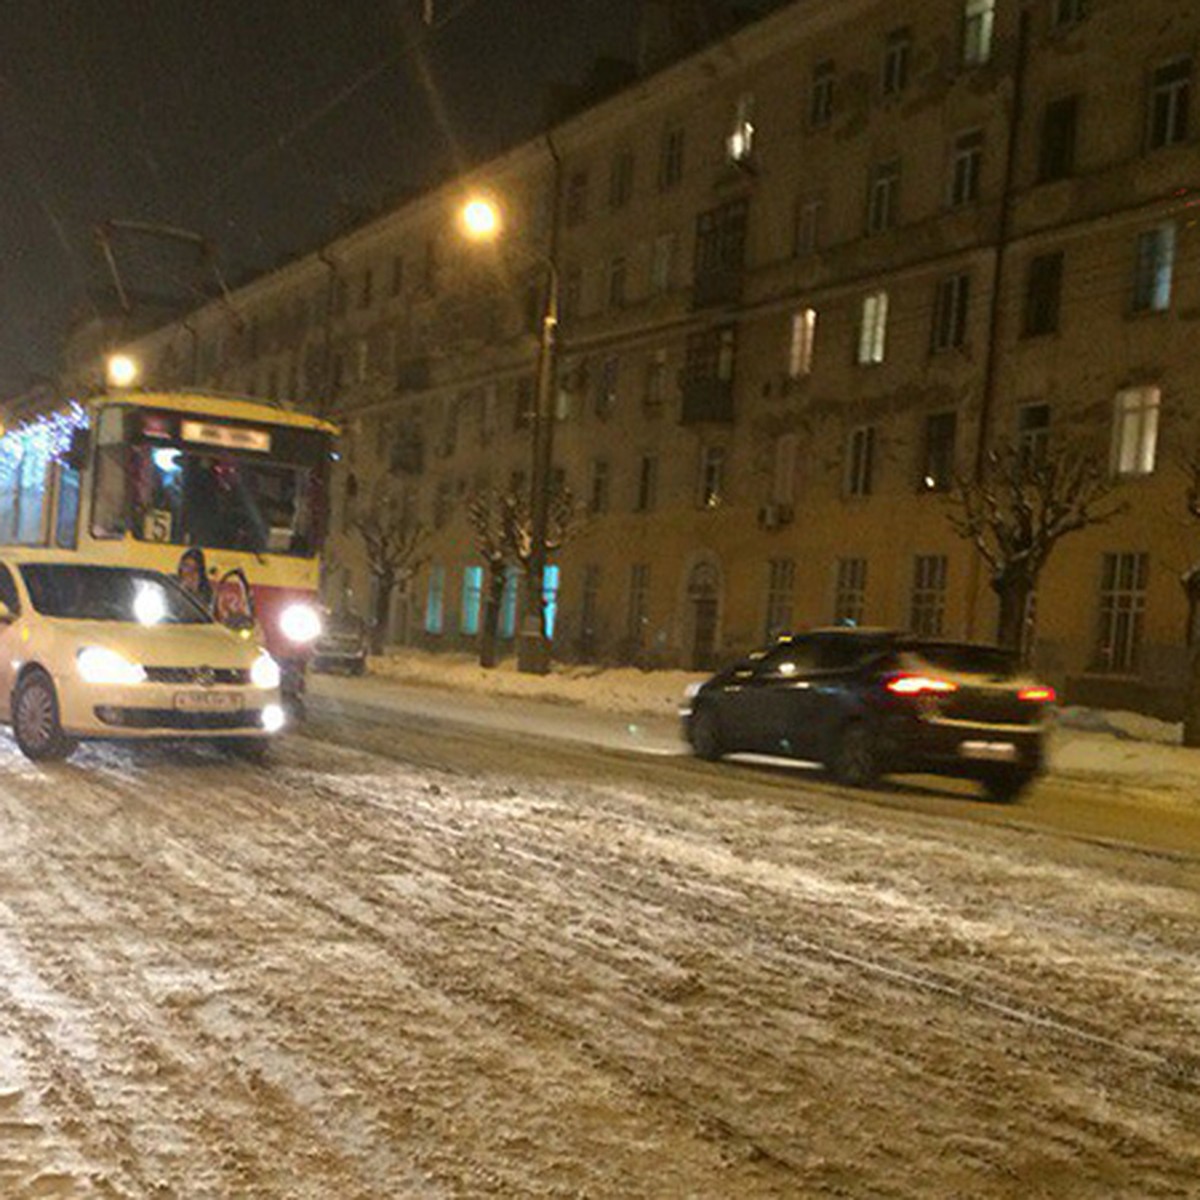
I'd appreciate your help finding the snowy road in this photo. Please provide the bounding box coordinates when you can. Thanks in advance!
[0,703,1197,1197]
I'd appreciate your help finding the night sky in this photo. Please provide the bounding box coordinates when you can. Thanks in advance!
[0,0,644,394]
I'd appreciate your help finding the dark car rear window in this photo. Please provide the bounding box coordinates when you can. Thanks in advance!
[900,642,1017,679]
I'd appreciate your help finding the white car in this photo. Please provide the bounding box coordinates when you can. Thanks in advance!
[0,556,285,762]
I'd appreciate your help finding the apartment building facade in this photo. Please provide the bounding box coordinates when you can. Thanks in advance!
[68,0,1200,714]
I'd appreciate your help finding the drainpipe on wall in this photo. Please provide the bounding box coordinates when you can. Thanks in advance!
[317,249,340,418]
[966,3,1032,639]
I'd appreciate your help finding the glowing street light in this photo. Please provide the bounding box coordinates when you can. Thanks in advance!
[461,197,501,241]
[106,353,140,389]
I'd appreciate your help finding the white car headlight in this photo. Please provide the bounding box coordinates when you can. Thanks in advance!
[250,652,281,690]
[77,647,146,685]
[279,603,322,645]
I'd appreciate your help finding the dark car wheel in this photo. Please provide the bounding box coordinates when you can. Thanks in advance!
[689,706,724,761]
[830,722,880,788]
[13,670,77,763]
[349,659,367,677]
[981,770,1035,804]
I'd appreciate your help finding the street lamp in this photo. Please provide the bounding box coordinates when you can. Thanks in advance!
[459,193,559,674]
[106,353,140,389]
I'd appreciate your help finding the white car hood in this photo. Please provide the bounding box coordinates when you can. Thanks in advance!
[48,619,261,670]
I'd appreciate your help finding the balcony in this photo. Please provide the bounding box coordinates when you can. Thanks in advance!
[692,267,745,310]
[680,378,734,425]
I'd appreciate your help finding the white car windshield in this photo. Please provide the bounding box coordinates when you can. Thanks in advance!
[20,565,212,625]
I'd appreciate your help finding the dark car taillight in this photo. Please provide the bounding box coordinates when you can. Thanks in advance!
[1018,686,1056,703]
[885,673,959,697]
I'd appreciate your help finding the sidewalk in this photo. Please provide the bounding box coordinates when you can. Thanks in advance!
[328,649,1200,806]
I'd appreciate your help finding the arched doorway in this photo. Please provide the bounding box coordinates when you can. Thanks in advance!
[686,561,721,671]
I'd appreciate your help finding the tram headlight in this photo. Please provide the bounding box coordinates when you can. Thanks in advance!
[77,647,146,685]
[279,603,322,645]
[250,652,281,690]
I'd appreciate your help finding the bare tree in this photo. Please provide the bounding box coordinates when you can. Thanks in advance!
[946,444,1124,659]
[466,480,575,668]
[351,487,429,654]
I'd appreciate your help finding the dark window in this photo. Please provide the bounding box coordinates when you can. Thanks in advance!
[883,28,911,96]
[694,199,748,281]
[950,131,984,206]
[565,170,589,225]
[683,327,736,387]
[866,161,900,234]
[588,459,610,514]
[20,565,210,624]
[360,269,373,309]
[931,273,971,352]
[846,426,875,497]
[609,149,634,209]
[810,60,835,127]
[608,257,627,309]
[1018,403,1051,469]
[1148,58,1191,149]
[919,412,958,492]
[1022,252,1064,336]
[1052,0,1087,28]
[390,256,404,296]
[635,455,658,513]
[659,127,685,190]
[910,555,948,636]
[834,559,868,626]
[1039,96,1079,181]
[764,558,795,639]
[1094,552,1148,673]
[422,239,438,293]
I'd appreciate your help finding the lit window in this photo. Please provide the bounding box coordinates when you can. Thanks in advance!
[460,566,483,635]
[963,0,995,66]
[727,93,755,163]
[424,564,445,634]
[1132,224,1176,313]
[787,308,817,378]
[857,291,889,365]
[1110,387,1160,477]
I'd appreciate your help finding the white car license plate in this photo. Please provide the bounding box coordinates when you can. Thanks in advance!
[174,691,243,713]
[959,740,1018,763]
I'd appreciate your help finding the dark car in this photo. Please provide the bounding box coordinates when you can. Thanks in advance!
[311,611,368,675]
[681,628,1054,802]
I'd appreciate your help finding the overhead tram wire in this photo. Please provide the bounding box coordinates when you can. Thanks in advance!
[195,0,491,212]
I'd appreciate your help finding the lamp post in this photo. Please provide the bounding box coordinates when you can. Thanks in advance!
[459,189,560,674]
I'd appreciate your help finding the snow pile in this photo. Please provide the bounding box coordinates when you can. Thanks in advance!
[369,649,705,717]
[1056,706,1181,746]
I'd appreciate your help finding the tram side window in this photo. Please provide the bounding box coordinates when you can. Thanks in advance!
[0,452,17,543]
[91,407,128,539]
[55,464,81,548]
[15,444,49,544]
